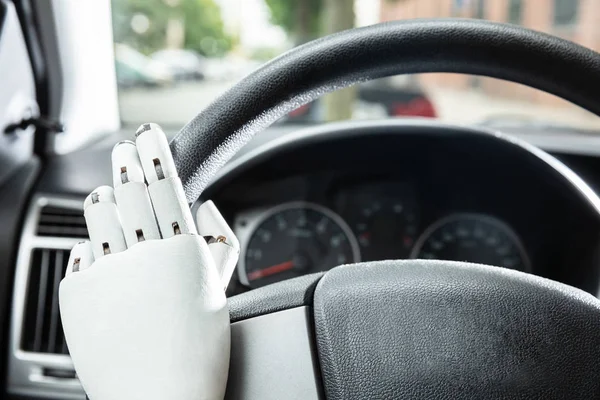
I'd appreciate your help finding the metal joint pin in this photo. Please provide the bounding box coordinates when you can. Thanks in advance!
[135,123,152,137]
[91,192,100,204]
[153,158,165,180]
[102,242,111,255]
[136,229,145,242]
[172,222,181,235]
[72,257,81,272]
[120,166,129,184]
[204,235,228,245]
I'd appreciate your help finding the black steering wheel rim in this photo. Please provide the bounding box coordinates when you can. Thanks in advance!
[170,18,600,203]
[169,19,600,398]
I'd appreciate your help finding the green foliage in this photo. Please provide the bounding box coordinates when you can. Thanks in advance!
[264,0,323,43]
[180,0,234,55]
[111,0,232,56]
[112,0,166,55]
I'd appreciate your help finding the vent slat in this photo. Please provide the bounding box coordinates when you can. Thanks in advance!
[47,251,63,353]
[39,215,86,225]
[37,226,89,237]
[22,249,70,355]
[37,205,87,238]
[33,250,50,352]
[39,206,83,216]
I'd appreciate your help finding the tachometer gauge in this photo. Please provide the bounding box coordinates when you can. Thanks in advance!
[238,202,360,288]
[410,213,531,271]
[352,198,418,261]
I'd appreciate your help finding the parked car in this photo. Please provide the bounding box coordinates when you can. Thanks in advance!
[202,56,261,81]
[114,44,173,88]
[150,49,206,81]
[283,75,437,123]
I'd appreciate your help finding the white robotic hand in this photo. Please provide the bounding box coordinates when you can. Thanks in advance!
[59,123,239,400]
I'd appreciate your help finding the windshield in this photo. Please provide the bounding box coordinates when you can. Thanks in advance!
[111,0,600,130]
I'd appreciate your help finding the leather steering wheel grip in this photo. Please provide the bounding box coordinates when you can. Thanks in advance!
[170,19,600,203]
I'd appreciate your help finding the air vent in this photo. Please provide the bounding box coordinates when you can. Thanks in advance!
[9,196,85,398]
[21,249,70,354]
[37,205,88,238]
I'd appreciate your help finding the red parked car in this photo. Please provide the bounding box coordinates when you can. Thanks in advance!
[284,75,437,123]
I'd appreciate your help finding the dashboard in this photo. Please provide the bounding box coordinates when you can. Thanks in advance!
[197,121,600,297]
[232,184,531,289]
[6,120,600,399]
[23,120,600,300]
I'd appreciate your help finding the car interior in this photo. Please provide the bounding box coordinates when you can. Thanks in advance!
[4,0,600,398]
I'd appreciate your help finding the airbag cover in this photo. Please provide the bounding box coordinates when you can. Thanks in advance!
[313,260,600,399]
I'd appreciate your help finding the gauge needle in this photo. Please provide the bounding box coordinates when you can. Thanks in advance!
[248,260,295,281]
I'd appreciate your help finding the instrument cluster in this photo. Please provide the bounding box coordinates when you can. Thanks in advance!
[233,181,530,289]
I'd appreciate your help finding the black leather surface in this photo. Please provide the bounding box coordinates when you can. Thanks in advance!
[228,272,323,323]
[170,19,600,203]
[313,260,600,399]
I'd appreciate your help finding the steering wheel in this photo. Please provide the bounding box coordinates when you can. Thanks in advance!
[171,20,600,398]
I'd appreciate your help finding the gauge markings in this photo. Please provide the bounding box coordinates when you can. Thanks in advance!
[410,213,530,271]
[350,196,418,261]
[241,202,360,288]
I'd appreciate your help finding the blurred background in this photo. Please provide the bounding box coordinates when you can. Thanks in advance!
[111,0,600,130]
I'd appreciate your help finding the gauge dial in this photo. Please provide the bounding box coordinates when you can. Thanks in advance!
[342,183,418,261]
[352,198,418,261]
[410,213,530,271]
[240,202,360,288]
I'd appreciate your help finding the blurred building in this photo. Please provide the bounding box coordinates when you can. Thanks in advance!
[380,0,600,107]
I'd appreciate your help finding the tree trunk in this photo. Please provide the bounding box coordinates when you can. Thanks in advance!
[322,0,356,122]
[295,0,312,45]
[166,18,185,49]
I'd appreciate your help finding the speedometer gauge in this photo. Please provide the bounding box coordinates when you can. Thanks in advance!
[410,213,531,271]
[239,202,360,288]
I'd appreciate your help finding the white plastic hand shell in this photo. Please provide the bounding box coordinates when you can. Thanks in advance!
[59,123,239,400]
